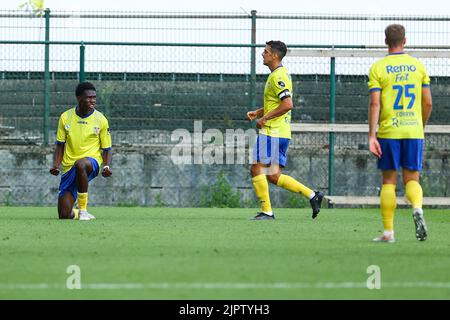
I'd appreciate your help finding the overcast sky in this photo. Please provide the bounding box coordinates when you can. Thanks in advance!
[3,0,449,74]
[4,0,450,15]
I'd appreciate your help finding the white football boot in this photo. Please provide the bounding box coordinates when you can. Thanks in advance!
[372,231,395,243]
[78,210,94,221]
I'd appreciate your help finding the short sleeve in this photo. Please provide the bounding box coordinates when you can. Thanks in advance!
[100,116,112,149]
[421,63,431,87]
[271,74,292,100]
[368,64,381,92]
[56,114,66,143]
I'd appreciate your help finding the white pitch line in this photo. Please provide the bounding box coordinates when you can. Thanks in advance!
[0,282,449,290]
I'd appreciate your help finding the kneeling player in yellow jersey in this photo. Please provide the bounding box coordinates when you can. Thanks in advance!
[49,82,112,220]
[368,25,433,242]
[247,40,324,220]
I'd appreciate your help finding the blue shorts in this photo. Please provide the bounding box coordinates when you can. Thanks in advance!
[252,134,290,167]
[58,157,99,200]
[378,138,423,171]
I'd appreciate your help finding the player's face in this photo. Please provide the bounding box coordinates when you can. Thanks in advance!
[78,90,97,109]
[262,45,274,66]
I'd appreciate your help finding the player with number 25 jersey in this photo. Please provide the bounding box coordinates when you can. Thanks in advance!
[368,53,430,139]
[367,24,433,244]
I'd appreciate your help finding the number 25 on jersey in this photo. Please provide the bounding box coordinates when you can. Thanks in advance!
[392,84,415,110]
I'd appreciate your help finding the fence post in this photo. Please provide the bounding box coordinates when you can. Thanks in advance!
[250,10,257,109]
[79,42,85,82]
[43,8,50,145]
[328,56,336,196]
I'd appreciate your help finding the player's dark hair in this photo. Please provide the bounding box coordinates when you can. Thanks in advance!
[266,40,287,59]
[385,24,405,47]
[75,81,96,97]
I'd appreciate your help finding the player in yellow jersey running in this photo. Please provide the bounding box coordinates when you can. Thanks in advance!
[49,82,112,220]
[247,40,324,220]
[368,25,433,242]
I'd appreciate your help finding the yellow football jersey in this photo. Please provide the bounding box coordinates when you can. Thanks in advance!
[56,107,112,174]
[368,53,430,139]
[260,66,293,139]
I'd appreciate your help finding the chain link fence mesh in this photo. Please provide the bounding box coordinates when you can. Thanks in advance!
[1,11,449,205]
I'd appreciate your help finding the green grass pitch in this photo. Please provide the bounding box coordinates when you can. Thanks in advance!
[0,206,449,299]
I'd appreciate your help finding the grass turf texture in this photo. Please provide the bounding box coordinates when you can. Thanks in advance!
[0,207,449,299]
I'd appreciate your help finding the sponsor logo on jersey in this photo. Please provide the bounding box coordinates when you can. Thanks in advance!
[386,64,416,74]
[392,117,399,127]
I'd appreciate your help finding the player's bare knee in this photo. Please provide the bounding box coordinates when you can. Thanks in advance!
[74,159,87,172]
[250,165,259,177]
[267,173,280,184]
[58,209,73,219]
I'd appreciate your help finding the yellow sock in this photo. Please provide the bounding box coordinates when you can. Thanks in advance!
[405,180,423,209]
[72,208,79,220]
[276,174,314,198]
[77,192,88,211]
[380,184,396,231]
[252,174,272,213]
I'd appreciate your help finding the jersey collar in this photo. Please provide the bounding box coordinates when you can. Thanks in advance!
[273,64,283,71]
[75,106,95,118]
[271,64,284,73]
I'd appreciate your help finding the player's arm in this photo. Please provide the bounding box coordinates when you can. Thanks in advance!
[256,97,293,129]
[421,86,432,128]
[50,115,66,176]
[101,148,112,177]
[246,108,264,121]
[50,143,64,176]
[368,90,382,159]
[100,117,112,177]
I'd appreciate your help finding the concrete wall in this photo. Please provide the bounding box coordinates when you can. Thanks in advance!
[1,138,448,207]
[1,76,449,206]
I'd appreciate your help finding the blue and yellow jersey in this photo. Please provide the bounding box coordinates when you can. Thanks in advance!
[260,66,293,139]
[56,107,112,174]
[368,53,430,139]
